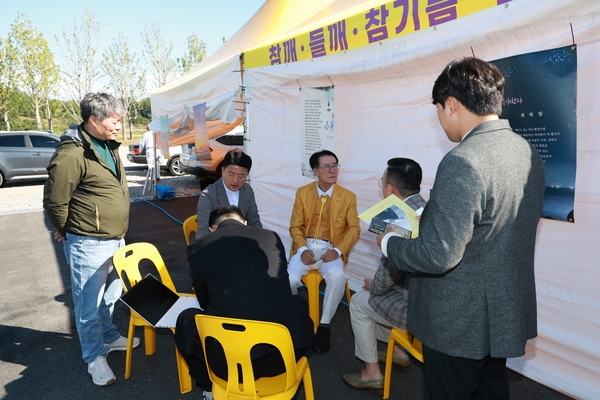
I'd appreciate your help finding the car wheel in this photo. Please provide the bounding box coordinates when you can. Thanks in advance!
[168,156,185,176]
[0,172,4,187]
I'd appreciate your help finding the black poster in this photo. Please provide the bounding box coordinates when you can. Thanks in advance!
[491,46,577,222]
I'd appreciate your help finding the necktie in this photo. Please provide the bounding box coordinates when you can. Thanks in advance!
[313,195,328,240]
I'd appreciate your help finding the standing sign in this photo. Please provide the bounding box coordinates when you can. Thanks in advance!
[300,87,336,177]
[491,46,577,222]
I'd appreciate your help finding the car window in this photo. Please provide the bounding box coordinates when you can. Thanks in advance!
[0,135,26,147]
[215,134,244,146]
[30,135,59,148]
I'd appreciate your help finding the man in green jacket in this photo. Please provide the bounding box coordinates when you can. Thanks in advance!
[43,93,139,386]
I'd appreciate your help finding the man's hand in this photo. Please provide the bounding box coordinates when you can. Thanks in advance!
[320,249,339,263]
[54,231,65,242]
[300,249,317,265]
[362,278,372,290]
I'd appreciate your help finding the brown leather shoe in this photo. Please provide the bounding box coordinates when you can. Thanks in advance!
[341,372,384,389]
[378,350,410,372]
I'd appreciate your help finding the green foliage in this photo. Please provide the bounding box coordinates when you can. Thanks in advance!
[177,34,207,74]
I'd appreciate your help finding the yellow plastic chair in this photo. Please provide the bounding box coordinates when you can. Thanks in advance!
[382,327,424,399]
[112,242,193,394]
[195,314,314,400]
[301,270,352,332]
[182,215,197,245]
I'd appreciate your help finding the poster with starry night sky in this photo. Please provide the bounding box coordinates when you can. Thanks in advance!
[491,46,577,222]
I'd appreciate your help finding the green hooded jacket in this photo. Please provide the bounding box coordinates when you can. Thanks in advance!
[43,124,130,238]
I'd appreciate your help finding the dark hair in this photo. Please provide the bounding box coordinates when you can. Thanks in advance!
[385,158,422,197]
[222,149,252,172]
[80,93,125,123]
[309,150,338,170]
[432,57,505,116]
[208,205,245,228]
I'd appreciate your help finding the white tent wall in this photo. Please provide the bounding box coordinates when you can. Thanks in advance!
[243,0,600,398]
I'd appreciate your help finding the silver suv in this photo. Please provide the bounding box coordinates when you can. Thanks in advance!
[0,130,60,186]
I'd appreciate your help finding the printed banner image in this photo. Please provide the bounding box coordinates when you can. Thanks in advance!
[491,45,577,222]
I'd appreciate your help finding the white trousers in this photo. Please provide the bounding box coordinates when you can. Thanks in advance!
[288,239,347,324]
[350,290,395,363]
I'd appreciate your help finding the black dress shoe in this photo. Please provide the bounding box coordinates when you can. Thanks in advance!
[313,325,331,353]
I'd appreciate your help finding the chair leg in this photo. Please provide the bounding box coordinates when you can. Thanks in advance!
[345,282,352,306]
[143,325,156,355]
[382,336,397,400]
[302,365,315,400]
[124,319,136,379]
[175,345,193,394]
[302,271,323,332]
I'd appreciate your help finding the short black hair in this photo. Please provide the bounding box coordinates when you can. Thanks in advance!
[432,57,505,116]
[309,150,338,170]
[385,158,422,197]
[208,205,245,228]
[222,149,252,172]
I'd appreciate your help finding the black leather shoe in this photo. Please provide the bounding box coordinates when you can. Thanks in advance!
[313,325,331,353]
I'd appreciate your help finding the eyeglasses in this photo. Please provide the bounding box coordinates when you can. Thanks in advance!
[316,164,340,171]
[378,178,384,188]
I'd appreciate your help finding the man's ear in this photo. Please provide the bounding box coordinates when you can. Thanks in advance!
[208,225,217,232]
[445,96,459,116]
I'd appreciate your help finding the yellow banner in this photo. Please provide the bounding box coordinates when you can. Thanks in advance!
[244,0,511,69]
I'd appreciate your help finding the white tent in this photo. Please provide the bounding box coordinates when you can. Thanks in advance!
[150,1,600,398]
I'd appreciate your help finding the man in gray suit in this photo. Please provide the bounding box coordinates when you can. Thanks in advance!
[342,158,426,391]
[378,58,545,399]
[196,150,262,238]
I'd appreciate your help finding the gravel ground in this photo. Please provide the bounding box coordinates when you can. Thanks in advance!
[0,146,203,215]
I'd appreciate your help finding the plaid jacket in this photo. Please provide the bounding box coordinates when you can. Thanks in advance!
[368,193,426,329]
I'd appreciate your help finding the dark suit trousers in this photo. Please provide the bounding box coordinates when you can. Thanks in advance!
[174,308,308,392]
[422,344,510,400]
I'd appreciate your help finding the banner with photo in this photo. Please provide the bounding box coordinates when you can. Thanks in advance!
[300,87,336,177]
[491,45,577,222]
[193,103,211,160]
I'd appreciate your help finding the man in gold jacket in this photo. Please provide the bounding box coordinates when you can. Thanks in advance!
[288,150,361,353]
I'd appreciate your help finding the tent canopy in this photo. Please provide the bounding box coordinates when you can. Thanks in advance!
[149,1,600,399]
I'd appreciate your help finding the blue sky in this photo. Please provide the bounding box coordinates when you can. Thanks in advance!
[0,0,265,69]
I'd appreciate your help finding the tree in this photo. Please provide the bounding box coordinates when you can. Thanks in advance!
[0,38,18,130]
[55,6,102,122]
[102,31,145,140]
[177,34,207,74]
[9,13,59,130]
[141,21,177,90]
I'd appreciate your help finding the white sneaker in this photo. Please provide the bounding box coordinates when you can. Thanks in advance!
[201,391,213,400]
[105,335,140,352]
[88,356,116,386]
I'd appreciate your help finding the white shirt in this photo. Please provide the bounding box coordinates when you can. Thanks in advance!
[223,183,239,207]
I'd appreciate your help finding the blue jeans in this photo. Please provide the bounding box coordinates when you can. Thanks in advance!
[64,233,124,363]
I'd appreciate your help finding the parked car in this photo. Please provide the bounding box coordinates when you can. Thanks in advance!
[127,144,185,176]
[0,130,60,186]
[180,129,245,178]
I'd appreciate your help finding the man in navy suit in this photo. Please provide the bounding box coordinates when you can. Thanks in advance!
[196,150,262,238]
[175,206,313,400]
[379,58,545,399]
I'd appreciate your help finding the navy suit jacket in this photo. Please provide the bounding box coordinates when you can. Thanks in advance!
[196,178,262,238]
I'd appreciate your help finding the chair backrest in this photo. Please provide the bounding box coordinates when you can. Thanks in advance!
[112,242,176,292]
[195,314,300,398]
[182,215,197,246]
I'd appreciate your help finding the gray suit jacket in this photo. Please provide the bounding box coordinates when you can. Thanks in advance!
[386,119,545,359]
[196,178,262,238]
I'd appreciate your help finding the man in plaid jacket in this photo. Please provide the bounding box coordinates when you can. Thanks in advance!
[342,158,426,391]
